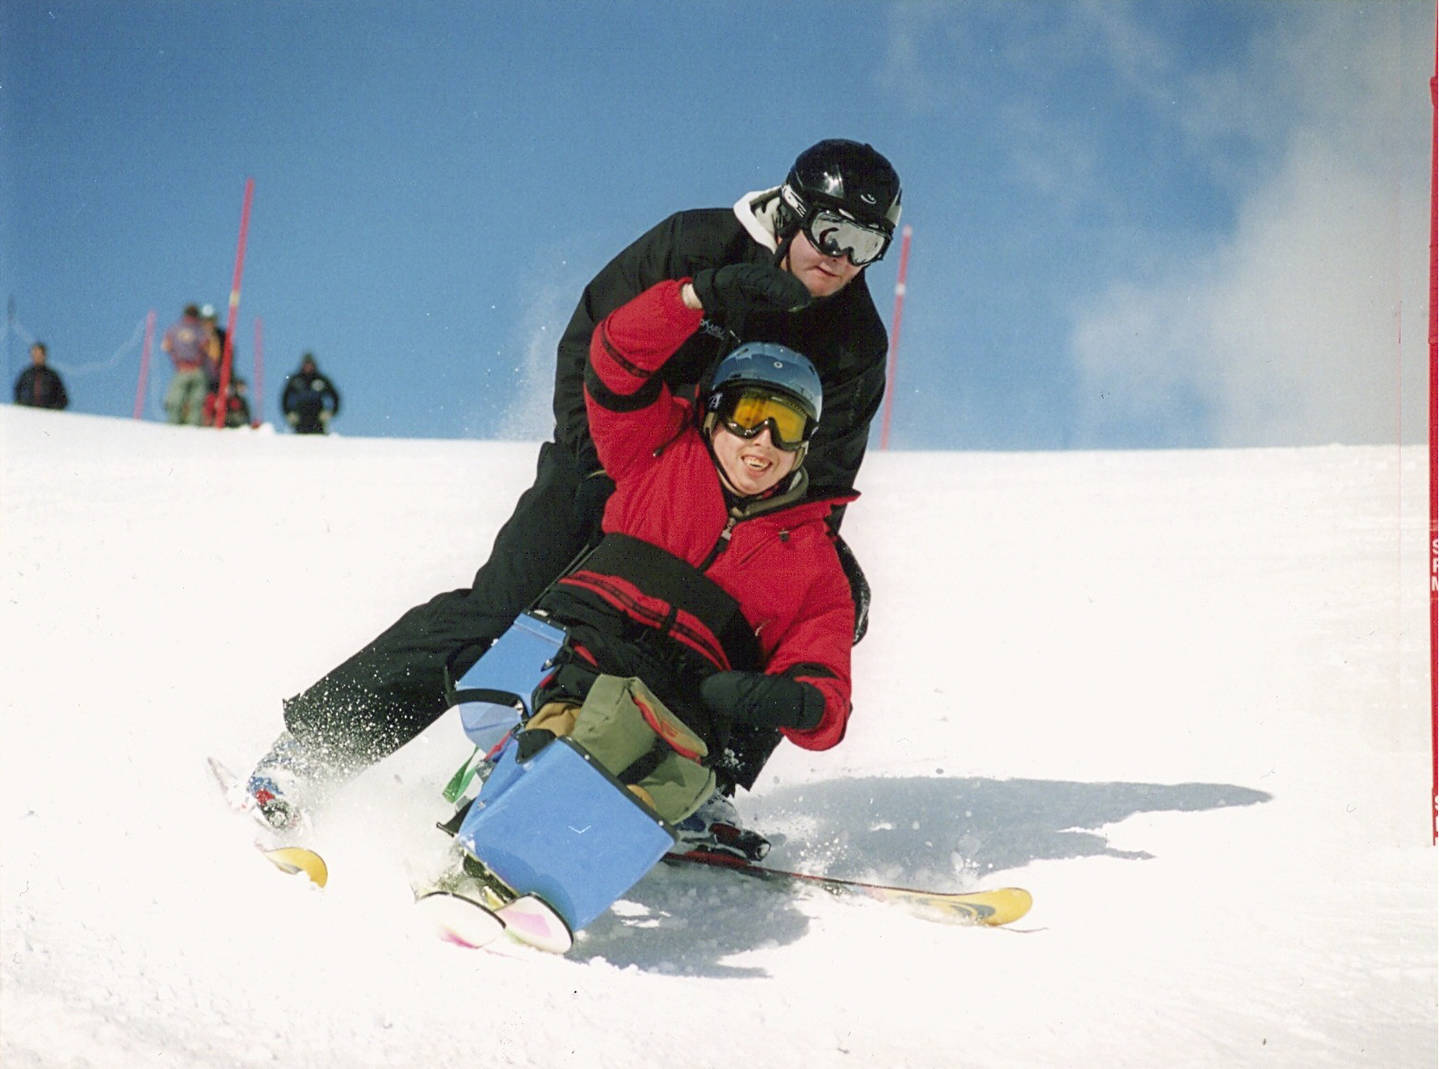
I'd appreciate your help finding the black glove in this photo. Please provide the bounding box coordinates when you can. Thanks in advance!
[700,671,824,732]
[572,469,615,535]
[691,264,812,322]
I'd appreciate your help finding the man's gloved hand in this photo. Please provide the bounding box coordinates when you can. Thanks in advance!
[691,264,812,322]
[700,671,824,732]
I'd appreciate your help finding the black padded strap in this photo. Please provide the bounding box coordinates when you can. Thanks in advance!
[573,533,762,671]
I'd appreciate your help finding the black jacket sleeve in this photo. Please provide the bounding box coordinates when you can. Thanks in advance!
[552,209,760,474]
[741,277,889,513]
[802,357,886,504]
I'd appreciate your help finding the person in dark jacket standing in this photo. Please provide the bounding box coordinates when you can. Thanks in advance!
[281,353,340,434]
[13,342,69,410]
[264,140,901,824]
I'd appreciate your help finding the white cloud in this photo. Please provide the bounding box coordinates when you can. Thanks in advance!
[1071,5,1431,446]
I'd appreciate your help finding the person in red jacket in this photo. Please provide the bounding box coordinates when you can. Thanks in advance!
[428,272,856,945]
[244,266,855,847]
[529,268,855,763]
[202,376,253,429]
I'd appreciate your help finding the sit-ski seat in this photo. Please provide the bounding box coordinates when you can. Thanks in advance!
[456,732,677,934]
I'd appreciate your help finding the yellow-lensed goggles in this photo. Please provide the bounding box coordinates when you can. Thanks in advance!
[715,388,814,451]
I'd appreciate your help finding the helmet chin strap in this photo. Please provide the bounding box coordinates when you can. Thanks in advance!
[774,228,797,268]
[703,426,741,497]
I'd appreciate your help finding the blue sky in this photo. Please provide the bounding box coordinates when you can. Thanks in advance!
[1,1,1431,449]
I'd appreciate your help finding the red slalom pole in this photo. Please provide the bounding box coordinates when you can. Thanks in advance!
[1427,60,1438,845]
[880,225,913,450]
[132,310,156,419]
[214,177,254,429]
[253,316,265,426]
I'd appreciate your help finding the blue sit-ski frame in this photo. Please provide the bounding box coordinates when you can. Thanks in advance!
[457,735,677,933]
[446,611,679,933]
[449,611,567,750]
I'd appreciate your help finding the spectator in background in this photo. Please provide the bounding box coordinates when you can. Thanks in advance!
[204,375,253,428]
[162,304,210,426]
[281,352,340,434]
[200,304,224,392]
[13,342,68,410]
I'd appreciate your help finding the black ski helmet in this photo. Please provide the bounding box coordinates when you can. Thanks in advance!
[703,341,823,458]
[780,139,903,236]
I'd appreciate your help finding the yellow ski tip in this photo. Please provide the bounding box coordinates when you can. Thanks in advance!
[901,884,1033,926]
[263,846,328,888]
[977,887,1033,926]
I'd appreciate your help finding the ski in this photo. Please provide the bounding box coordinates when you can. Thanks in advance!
[262,845,329,887]
[662,850,1033,927]
[415,887,573,954]
[206,755,254,816]
[415,890,506,949]
[207,756,328,888]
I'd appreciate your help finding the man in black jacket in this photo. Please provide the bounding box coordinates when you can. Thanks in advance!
[13,342,69,410]
[263,140,902,825]
[281,353,341,434]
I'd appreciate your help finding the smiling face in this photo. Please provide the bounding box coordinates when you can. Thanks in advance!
[710,422,799,497]
[782,227,863,298]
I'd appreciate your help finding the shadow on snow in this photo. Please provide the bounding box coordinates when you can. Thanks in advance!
[574,775,1270,977]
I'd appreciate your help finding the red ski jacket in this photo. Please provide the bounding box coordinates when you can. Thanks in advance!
[567,279,856,751]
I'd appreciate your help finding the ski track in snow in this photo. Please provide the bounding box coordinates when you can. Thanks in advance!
[1,406,1435,1067]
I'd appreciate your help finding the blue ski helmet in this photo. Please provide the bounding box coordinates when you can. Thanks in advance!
[703,342,823,457]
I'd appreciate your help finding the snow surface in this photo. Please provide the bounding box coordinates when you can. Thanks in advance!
[1,405,1435,1068]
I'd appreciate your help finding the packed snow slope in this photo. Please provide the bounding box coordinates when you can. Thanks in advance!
[1,406,1435,1068]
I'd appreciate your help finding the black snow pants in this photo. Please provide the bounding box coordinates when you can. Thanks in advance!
[282,441,596,765]
[282,440,869,786]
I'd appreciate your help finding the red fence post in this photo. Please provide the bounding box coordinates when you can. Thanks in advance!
[132,310,155,420]
[880,225,913,451]
[253,316,264,427]
[1427,62,1438,844]
[214,178,254,428]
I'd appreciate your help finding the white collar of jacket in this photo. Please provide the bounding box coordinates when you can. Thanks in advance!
[732,187,785,252]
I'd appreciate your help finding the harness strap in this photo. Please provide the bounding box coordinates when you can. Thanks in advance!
[562,533,762,672]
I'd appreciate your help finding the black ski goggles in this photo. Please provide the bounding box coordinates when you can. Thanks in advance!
[803,209,892,266]
[712,388,815,451]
